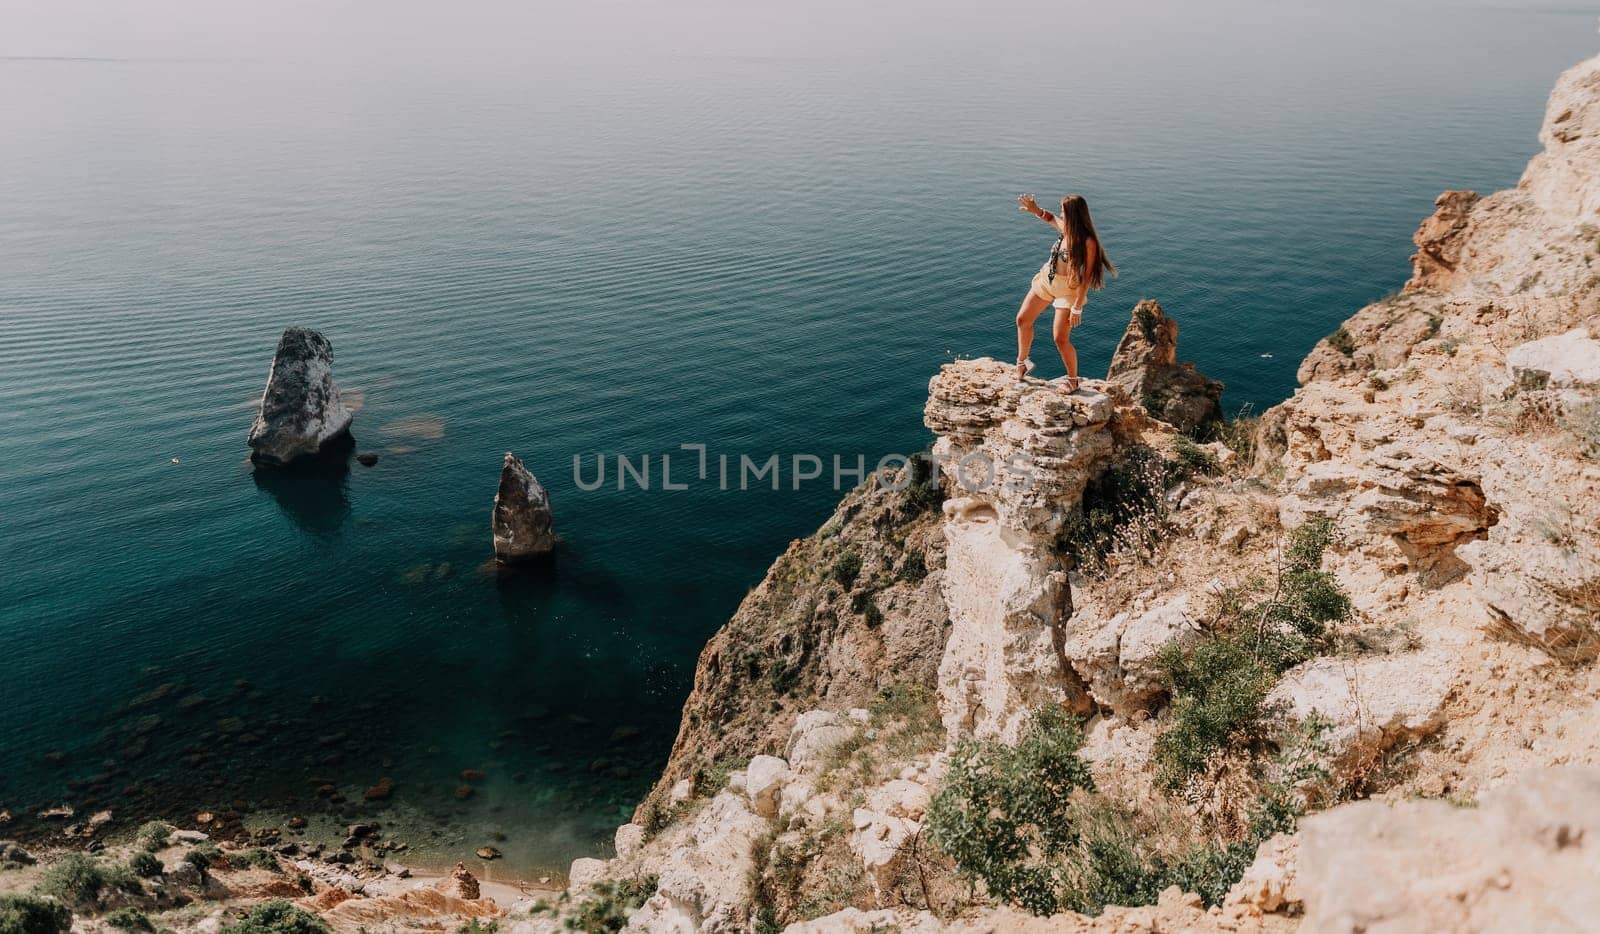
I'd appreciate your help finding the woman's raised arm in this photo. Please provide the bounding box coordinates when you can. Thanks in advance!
[1017,195,1064,232]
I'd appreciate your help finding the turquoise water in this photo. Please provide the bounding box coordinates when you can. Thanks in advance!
[2,1,1595,870]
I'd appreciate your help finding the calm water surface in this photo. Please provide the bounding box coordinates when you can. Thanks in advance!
[1,0,1595,871]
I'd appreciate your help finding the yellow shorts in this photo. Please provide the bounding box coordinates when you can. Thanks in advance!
[1030,266,1078,308]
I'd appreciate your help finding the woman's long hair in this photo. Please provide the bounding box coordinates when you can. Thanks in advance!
[1060,194,1116,290]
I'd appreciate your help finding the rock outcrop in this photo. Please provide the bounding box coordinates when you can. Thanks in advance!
[1106,299,1224,434]
[491,453,556,562]
[247,327,355,466]
[557,51,1600,934]
[1296,767,1600,932]
[924,359,1119,737]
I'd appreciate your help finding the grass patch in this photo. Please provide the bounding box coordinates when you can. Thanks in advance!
[33,854,140,908]
[235,849,281,872]
[1172,437,1219,477]
[926,707,1310,916]
[1059,445,1180,573]
[127,851,162,879]
[1326,326,1355,356]
[133,822,169,853]
[695,757,751,798]
[1153,517,1350,789]
[228,900,328,934]
[103,908,153,932]
[0,895,72,934]
[830,548,862,588]
[898,549,928,583]
[565,875,657,933]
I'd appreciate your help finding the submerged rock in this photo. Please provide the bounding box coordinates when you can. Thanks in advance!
[492,452,556,562]
[248,327,355,466]
[1106,299,1224,434]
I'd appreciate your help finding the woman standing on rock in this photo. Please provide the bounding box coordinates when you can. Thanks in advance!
[1014,194,1116,391]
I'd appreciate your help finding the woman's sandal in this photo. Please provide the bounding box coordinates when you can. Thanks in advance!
[1061,375,1081,393]
[1016,358,1036,380]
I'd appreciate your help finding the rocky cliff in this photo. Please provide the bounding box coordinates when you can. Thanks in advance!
[518,51,1600,934]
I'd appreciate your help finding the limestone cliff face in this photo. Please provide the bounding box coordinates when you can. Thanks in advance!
[540,52,1600,934]
[638,469,951,817]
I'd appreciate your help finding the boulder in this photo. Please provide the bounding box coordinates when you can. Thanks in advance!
[1106,300,1224,434]
[248,327,354,466]
[743,755,790,818]
[1297,767,1600,932]
[492,453,556,563]
[1266,649,1455,783]
[1066,593,1200,714]
[0,841,34,865]
[1505,328,1600,390]
[567,857,608,894]
[786,711,854,772]
[614,823,646,862]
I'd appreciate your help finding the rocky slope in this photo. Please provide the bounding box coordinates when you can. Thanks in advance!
[521,50,1600,934]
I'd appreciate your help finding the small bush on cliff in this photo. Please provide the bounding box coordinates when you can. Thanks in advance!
[1326,326,1356,356]
[228,900,327,934]
[565,875,657,933]
[103,908,153,932]
[235,849,280,872]
[1172,437,1219,477]
[34,854,139,908]
[830,548,862,587]
[926,706,1096,915]
[898,548,928,582]
[0,894,71,934]
[133,822,170,852]
[1060,445,1179,572]
[1154,517,1350,789]
[127,851,162,879]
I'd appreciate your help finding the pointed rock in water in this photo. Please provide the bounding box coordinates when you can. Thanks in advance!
[1106,299,1223,434]
[248,327,355,466]
[492,452,555,562]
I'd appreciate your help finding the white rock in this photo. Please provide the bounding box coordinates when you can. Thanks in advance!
[172,830,209,845]
[864,779,930,821]
[744,755,791,818]
[1506,328,1600,389]
[567,857,608,894]
[668,779,694,804]
[846,708,871,723]
[1224,833,1300,915]
[613,823,645,862]
[1066,594,1198,714]
[1267,649,1456,781]
[787,711,855,771]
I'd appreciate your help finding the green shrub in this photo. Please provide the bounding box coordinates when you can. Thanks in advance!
[456,920,498,934]
[103,908,153,932]
[186,842,222,875]
[128,851,162,879]
[236,849,280,872]
[830,548,862,588]
[0,894,72,934]
[564,876,657,933]
[34,854,138,908]
[133,822,170,853]
[227,900,328,934]
[1326,326,1356,356]
[697,757,750,797]
[898,549,928,583]
[1569,400,1600,459]
[926,706,1096,915]
[1153,517,1350,788]
[1060,445,1179,571]
[1172,437,1218,478]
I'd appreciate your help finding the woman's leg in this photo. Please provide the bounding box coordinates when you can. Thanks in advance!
[1052,305,1079,387]
[1015,289,1050,377]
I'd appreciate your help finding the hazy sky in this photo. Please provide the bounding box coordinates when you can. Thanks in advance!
[8,0,1595,63]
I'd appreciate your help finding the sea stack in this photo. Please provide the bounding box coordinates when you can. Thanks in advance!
[1106,299,1224,434]
[492,452,556,563]
[247,327,355,466]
